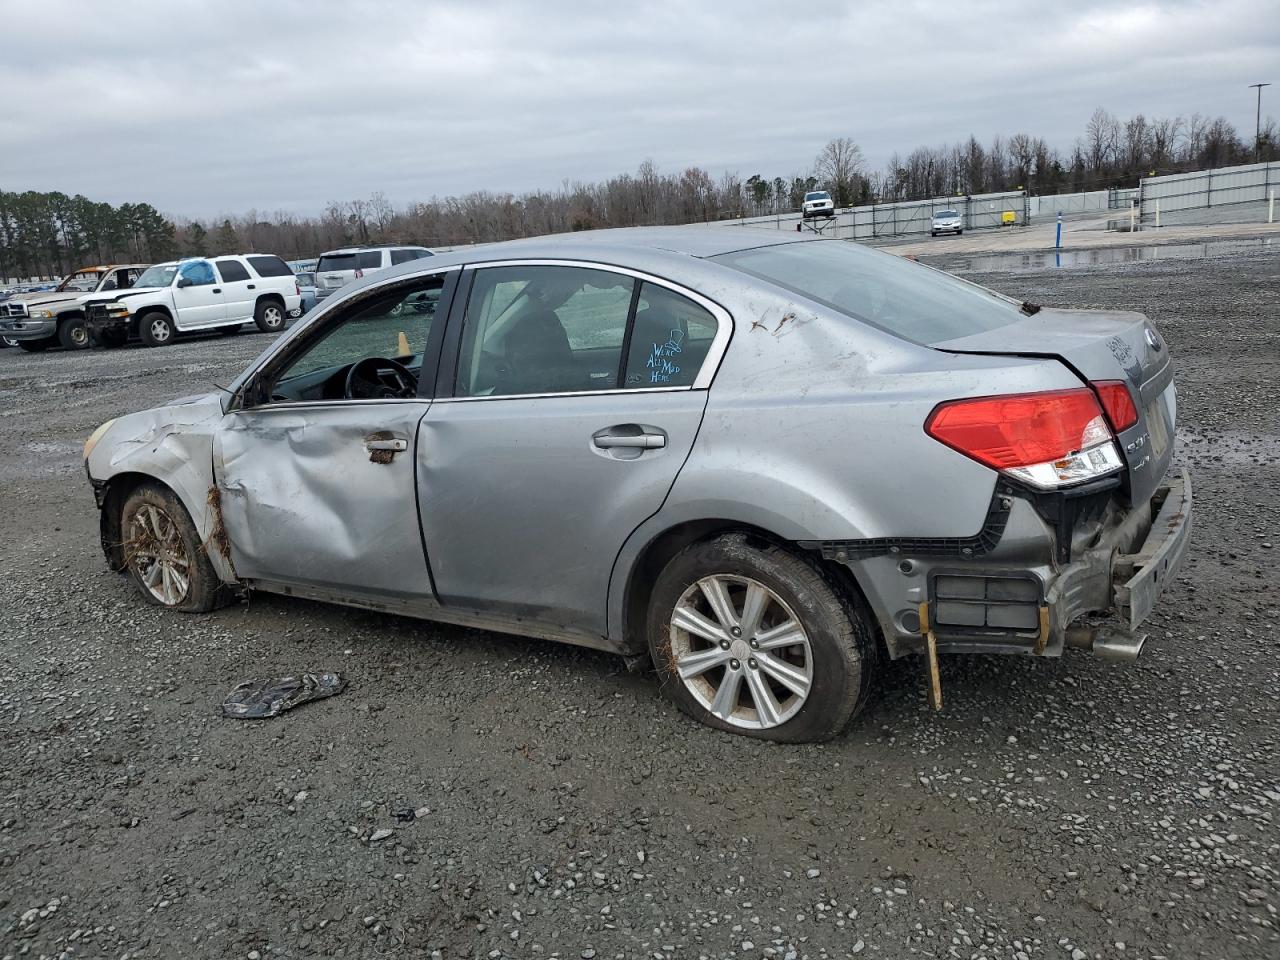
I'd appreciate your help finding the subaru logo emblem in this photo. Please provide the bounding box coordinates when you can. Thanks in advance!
[1144,327,1161,350]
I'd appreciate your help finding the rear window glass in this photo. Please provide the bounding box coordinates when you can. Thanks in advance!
[357,251,383,269]
[215,259,251,282]
[246,255,293,278]
[712,240,1023,346]
[390,248,432,265]
[317,254,357,272]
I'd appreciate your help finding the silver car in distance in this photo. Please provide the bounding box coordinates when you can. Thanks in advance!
[84,227,1191,742]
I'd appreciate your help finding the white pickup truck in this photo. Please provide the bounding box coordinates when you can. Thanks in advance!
[83,255,302,347]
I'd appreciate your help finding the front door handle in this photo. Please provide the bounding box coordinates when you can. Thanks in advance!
[365,438,408,452]
[593,433,666,450]
[212,288,222,294]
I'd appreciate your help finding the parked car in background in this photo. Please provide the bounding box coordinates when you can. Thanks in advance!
[83,255,301,347]
[801,191,835,219]
[313,245,433,303]
[82,227,1189,742]
[0,265,150,351]
[931,209,964,236]
[295,271,318,314]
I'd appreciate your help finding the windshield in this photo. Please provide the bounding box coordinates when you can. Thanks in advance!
[804,192,830,202]
[57,271,103,292]
[135,264,179,288]
[712,240,1024,346]
[934,210,959,218]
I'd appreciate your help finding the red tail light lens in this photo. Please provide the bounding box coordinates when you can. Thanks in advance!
[925,389,1112,470]
[1091,380,1138,431]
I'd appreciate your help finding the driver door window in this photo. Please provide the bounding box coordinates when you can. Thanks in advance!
[265,275,446,403]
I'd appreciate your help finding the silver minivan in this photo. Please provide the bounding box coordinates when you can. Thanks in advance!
[314,245,433,302]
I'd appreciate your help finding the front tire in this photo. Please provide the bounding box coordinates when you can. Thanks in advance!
[647,533,877,742]
[254,299,285,332]
[138,311,174,347]
[58,315,91,350]
[120,483,227,612]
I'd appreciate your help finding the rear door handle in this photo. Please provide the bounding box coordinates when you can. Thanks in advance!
[247,283,256,289]
[593,433,666,450]
[365,438,408,452]
[212,288,222,294]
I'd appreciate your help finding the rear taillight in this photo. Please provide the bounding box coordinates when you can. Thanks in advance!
[925,388,1124,490]
[1091,380,1138,431]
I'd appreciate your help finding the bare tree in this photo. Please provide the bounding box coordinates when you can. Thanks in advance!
[814,137,865,207]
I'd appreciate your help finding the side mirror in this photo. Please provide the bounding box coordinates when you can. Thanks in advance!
[176,277,193,289]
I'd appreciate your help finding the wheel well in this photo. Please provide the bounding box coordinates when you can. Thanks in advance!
[621,520,876,653]
[256,293,285,310]
[99,472,170,570]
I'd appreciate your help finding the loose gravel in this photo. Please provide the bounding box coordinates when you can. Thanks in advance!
[1,250,1277,960]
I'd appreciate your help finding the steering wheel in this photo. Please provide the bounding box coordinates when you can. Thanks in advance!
[344,357,418,400]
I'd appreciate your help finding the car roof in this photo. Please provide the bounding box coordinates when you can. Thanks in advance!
[319,244,431,254]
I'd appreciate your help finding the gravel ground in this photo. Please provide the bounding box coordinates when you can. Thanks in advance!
[1,251,1277,960]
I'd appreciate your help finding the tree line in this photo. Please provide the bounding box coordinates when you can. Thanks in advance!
[5,105,1276,278]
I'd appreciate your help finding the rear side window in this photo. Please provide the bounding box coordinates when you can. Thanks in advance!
[215,259,251,282]
[456,265,636,398]
[317,254,357,273]
[390,248,431,265]
[623,283,717,388]
[712,240,1024,346]
[357,251,383,269]
[246,255,293,278]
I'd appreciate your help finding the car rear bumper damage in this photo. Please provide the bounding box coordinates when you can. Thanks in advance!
[808,469,1192,662]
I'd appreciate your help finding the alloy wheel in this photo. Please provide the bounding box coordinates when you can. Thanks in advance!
[126,504,191,605]
[669,574,813,730]
[150,318,171,343]
[263,306,282,328]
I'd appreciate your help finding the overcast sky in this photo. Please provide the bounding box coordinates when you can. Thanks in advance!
[2,0,1277,221]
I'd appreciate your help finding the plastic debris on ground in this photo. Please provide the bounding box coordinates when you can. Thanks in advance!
[221,672,347,719]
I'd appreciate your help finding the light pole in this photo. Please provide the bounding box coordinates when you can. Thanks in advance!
[1249,82,1271,163]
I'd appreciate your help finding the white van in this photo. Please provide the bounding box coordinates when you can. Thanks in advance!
[314,245,434,302]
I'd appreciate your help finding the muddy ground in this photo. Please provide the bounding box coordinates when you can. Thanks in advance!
[1,251,1277,960]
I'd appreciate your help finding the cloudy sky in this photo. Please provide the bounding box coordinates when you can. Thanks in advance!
[2,0,1277,220]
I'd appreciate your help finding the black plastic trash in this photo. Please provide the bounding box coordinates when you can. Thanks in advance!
[222,672,347,719]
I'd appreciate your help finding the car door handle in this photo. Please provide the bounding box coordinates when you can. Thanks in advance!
[247,283,256,289]
[593,433,666,449]
[212,288,222,294]
[365,438,408,452]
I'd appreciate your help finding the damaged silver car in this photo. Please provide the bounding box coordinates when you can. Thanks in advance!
[84,227,1192,742]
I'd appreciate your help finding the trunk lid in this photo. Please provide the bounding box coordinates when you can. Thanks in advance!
[935,308,1176,504]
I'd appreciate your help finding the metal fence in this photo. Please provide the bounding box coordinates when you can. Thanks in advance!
[1139,161,1280,224]
[725,191,1028,241]
[1026,188,1137,219]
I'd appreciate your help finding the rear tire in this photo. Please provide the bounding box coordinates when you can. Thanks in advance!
[139,311,174,347]
[254,299,285,333]
[18,338,52,352]
[647,533,877,743]
[119,483,229,613]
[58,315,91,350]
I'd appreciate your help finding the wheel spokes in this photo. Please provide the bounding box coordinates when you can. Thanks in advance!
[671,604,730,645]
[699,576,739,632]
[708,667,744,720]
[675,645,732,680]
[754,619,805,651]
[756,651,811,699]
[744,667,783,727]
[738,582,770,639]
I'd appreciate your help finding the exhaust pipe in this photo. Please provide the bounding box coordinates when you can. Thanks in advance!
[1064,626,1147,662]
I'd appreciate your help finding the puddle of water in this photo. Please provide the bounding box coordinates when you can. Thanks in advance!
[946,237,1278,272]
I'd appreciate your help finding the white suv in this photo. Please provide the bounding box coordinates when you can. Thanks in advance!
[801,191,835,219]
[83,255,303,348]
[314,245,434,302]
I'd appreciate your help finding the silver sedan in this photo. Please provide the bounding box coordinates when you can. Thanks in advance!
[83,227,1191,741]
